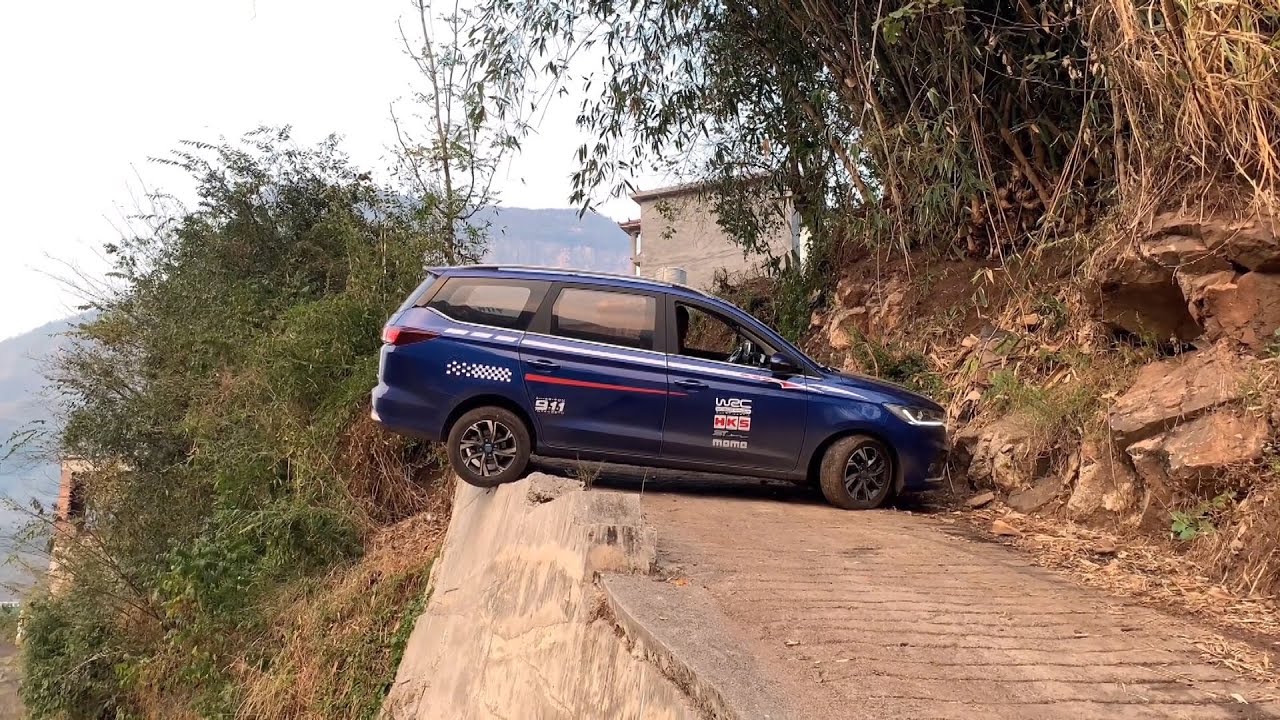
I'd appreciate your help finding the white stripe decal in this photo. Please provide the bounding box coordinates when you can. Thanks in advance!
[522,339,667,367]
[809,383,870,400]
[440,326,520,343]
[668,361,805,390]
[668,361,759,381]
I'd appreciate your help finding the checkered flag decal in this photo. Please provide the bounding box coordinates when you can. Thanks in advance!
[445,360,513,383]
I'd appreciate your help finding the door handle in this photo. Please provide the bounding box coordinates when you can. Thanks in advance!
[527,358,559,371]
[674,378,706,389]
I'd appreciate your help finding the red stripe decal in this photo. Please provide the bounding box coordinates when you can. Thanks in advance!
[525,373,685,397]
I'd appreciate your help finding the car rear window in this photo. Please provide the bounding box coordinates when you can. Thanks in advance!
[395,272,439,314]
[427,278,546,330]
[550,287,656,350]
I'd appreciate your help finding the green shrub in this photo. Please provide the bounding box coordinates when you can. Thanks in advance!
[20,594,129,718]
[29,130,456,718]
[849,334,947,399]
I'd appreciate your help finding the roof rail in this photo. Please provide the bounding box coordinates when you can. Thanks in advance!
[443,263,710,295]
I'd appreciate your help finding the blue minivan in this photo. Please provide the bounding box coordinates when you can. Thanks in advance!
[371,265,947,509]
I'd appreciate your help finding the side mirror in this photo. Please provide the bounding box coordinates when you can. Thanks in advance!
[767,352,800,376]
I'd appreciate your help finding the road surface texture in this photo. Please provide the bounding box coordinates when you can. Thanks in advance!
[0,641,20,718]
[582,467,1280,720]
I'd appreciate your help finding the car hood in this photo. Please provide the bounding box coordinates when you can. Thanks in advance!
[817,369,944,411]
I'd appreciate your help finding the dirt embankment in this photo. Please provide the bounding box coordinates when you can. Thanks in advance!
[799,208,1280,651]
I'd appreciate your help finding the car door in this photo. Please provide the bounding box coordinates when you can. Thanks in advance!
[661,297,808,471]
[518,283,669,457]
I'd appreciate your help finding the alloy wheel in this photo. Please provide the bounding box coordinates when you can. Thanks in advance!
[458,419,518,478]
[843,445,888,503]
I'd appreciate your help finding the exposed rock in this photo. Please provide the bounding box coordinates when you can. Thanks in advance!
[1066,441,1140,523]
[1127,410,1269,527]
[952,415,1046,493]
[839,353,865,375]
[875,287,908,334]
[965,491,996,509]
[826,307,857,350]
[1126,435,1176,528]
[991,518,1021,537]
[1007,475,1064,513]
[1137,233,1233,275]
[1129,410,1269,485]
[527,475,586,504]
[1095,249,1201,342]
[1108,347,1253,447]
[834,277,866,309]
[1093,538,1119,555]
[1150,211,1280,272]
[1200,272,1280,350]
[1180,270,1238,323]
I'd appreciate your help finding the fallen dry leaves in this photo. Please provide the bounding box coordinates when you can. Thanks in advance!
[959,506,1280,684]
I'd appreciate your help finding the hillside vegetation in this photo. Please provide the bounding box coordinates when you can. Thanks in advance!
[470,0,1280,645]
[23,0,1280,714]
[20,131,460,718]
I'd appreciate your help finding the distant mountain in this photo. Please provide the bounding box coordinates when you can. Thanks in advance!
[478,207,632,272]
[0,315,82,502]
[0,316,81,600]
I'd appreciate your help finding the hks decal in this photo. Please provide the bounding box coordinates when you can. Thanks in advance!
[712,397,754,449]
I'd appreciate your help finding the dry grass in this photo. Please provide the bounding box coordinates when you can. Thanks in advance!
[235,503,452,719]
[340,411,451,528]
[1097,0,1280,207]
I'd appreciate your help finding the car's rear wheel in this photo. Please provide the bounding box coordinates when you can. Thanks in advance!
[447,407,531,488]
[818,435,894,510]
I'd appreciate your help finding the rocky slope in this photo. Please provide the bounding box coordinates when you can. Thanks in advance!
[804,208,1280,601]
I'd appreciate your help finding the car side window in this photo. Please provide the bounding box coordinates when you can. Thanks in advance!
[674,302,773,368]
[427,279,546,330]
[550,287,657,350]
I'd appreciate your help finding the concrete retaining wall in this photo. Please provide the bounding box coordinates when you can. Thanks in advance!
[382,474,699,720]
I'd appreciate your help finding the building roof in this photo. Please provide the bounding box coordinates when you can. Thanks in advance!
[629,181,710,203]
[617,218,641,233]
[629,176,774,203]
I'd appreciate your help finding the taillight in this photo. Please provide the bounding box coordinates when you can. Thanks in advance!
[382,326,437,346]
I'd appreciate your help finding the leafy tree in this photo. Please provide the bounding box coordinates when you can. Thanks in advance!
[470,0,1280,256]
[393,0,529,264]
[24,129,451,718]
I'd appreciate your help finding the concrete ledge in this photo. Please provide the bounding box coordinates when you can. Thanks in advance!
[382,475,693,719]
[601,574,796,720]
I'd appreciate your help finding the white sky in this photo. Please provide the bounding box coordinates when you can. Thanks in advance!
[0,0,656,341]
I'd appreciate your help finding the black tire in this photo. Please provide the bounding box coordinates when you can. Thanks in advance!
[818,435,895,510]
[446,406,531,488]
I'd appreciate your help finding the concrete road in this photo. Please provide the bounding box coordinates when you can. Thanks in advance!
[0,641,21,719]
[585,467,1280,720]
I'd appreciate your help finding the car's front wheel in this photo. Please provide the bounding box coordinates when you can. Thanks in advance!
[818,435,894,510]
[446,406,531,488]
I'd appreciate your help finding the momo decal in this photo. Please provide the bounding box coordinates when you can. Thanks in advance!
[712,397,753,448]
[445,360,512,383]
[534,397,566,414]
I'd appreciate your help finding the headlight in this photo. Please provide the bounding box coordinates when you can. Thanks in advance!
[886,404,946,426]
